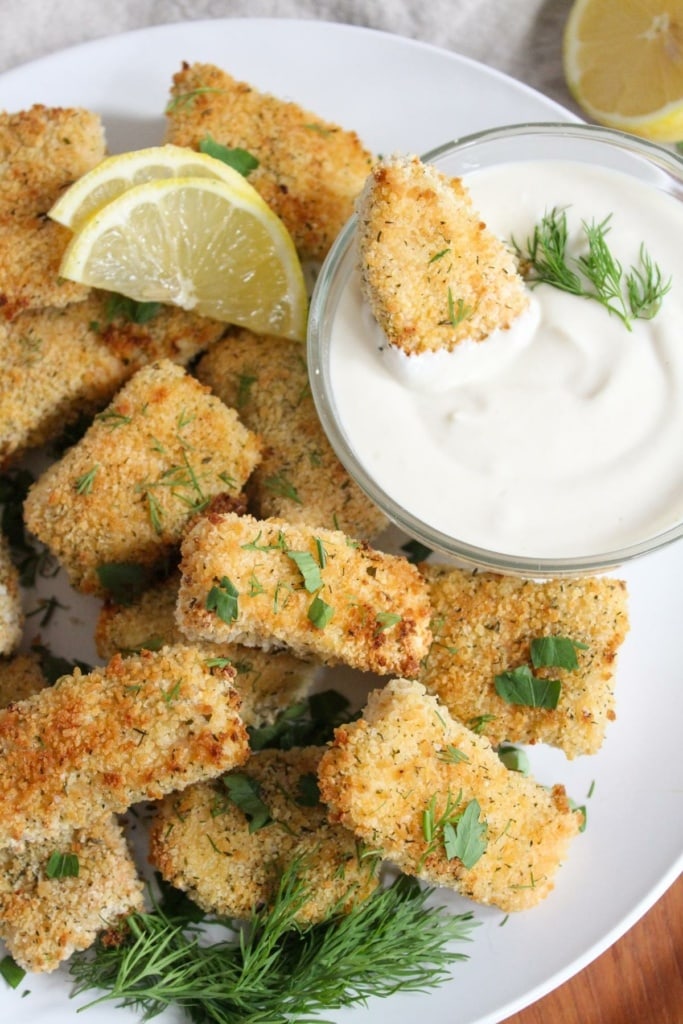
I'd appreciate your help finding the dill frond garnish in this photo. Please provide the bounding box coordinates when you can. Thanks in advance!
[70,863,476,1023]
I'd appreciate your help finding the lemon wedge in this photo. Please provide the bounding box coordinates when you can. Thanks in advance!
[49,144,256,232]
[563,0,683,141]
[58,176,308,341]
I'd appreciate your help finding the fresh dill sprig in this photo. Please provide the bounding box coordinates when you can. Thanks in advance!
[511,206,671,330]
[69,864,476,1024]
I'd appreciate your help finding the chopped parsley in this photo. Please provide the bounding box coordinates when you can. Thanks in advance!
[206,576,240,625]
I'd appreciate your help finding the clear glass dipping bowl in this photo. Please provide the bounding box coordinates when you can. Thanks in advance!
[307,122,683,576]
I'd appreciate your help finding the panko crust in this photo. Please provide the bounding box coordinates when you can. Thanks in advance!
[0,292,225,467]
[196,330,387,539]
[150,746,379,924]
[165,62,374,261]
[318,680,581,912]
[0,644,249,847]
[95,573,317,727]
[0,105,106,318]
[176,511,432,676]
[419,566,629,757]
[0,651,47,706]
[23,359,261,594]
[0,815,143,973]
[357,155,529,354]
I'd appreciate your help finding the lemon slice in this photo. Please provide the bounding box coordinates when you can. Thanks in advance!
[49,144,256,232]
[563,0,683,141]
[58,176,308,341]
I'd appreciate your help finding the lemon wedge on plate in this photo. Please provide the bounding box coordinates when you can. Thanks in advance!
[58,175,308,341]
[563,0,683,141]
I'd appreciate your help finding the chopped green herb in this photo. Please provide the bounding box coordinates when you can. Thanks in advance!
[222,772,272,832]
[45,851,79,879]
[308,594,334,629]
[96,562,151,606]
[104,293,161,324]
[199,134,259,175]
[206,576,239,625]
[295,772,321,807]
[264,471,303,505]
[438,745,470,765]
[468,713,496,735]
[0,955,26,990]
[74,465,98,494]
[314,536,328,568]
[375,611,402,633]
[235,371,258,408]
[401,539,433,564]
[442,799,488,869]
[494,664,562,710]
[497,743,530,775]
[165,87,227,113]
[286,549,323,592]
[429,247,451,263]
[446,288,475,328]
[530,635,588,671]
[95,409,133,429]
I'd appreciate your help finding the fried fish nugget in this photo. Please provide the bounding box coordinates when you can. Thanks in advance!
[318,679,581,912]
[23,359,261,594]
[0,292,225,466]
[0,815,143,973]
[419,566,629,758]
[176,512,432,677]
[196,330,387,539]
[0,105,106,318]
[150,746,379,924]
[95,573,317,727]
[0,644,249,847]
[357,155,529,354]
[165,62,374,261]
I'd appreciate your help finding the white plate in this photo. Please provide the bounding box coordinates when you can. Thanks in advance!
[0,17,681,1024]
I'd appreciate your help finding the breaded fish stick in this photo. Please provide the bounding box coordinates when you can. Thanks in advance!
[176,511,432,677]
[150,746,379,924]
[165,62,374,260]
[318,679,581,912]
[0,644,249,847]
[196,330,387,539]
[419,566,629,757]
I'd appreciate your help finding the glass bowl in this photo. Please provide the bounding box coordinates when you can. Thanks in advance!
[307,123,683,576]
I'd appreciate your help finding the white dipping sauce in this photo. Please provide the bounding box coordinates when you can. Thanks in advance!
[328,160,683,558]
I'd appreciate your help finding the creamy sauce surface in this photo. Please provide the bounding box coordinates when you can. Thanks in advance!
[329,160,683,558]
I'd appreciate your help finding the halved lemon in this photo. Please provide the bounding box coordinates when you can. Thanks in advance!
[563,0,683,141]
[58,176,308,341]
[49,144,256,232]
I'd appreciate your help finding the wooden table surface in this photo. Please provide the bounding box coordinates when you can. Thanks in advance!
[501,873,683,1024]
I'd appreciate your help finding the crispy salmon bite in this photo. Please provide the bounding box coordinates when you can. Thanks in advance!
[23,358,262,595]
[150,746,380,924]
[195,330,388,539]
[0,644,249,848]
[0,105,106,319]
[318,679,582,913]
[419,566,630,758]
[0,292,225,467]
[164,61,374,261]
[175,511,432,676]
[356,154,529,355]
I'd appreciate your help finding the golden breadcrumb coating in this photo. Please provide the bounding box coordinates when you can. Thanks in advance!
[176,511,432,676]
[150,746,379,924]
[196,330,387,539]
[318,680,581,912]
[0,535,22,656]
[357,155,529,354]
[0,105,105,318]
[95,573,317,727]
[165,62,374,261]
[0,292,225,466]
[0,815,143,973]
[23,359,261,594]
[0,644,249,847]
[0,651,47,706]
[419,566,629,758]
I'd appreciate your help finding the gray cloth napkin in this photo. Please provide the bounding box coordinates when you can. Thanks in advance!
[1,0,580,114]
